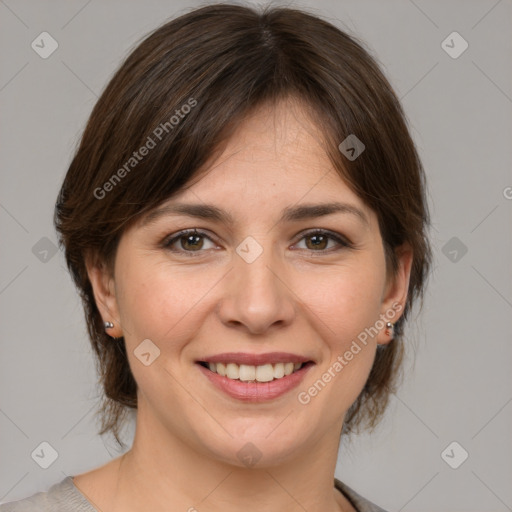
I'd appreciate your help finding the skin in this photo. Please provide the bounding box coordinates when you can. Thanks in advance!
[76,97,412,512]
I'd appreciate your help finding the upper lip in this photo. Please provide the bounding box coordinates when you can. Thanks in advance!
[197,352,313,366]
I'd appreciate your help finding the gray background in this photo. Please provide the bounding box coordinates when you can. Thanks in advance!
[1,0,511,510]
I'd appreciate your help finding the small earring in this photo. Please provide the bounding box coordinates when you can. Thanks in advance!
[385,322,394,337]
[104,321,114,330]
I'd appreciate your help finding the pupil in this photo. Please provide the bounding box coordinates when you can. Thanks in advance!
[309,234,326,250]
[184,234,202,250]
[181,233,328,251]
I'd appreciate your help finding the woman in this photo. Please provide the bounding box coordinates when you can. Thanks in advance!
[1,3,432,511]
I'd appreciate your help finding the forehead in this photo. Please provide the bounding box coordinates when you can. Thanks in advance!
[180,98,363,204]
[136,97,378,233]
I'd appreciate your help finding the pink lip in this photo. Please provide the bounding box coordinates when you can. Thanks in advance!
[198,352,313,366]
[196,361,314,402]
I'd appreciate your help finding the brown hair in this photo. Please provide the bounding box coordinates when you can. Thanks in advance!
[54,2,432,447]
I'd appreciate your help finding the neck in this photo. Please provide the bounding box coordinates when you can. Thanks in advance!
[107,403,353,512]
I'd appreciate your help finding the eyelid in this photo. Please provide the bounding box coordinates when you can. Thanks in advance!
[293,228,353,249]
[161,228,219,255]
[162,227,353,255]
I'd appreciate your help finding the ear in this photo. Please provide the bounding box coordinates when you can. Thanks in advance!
[376,243,413,345]
[85,251,123,338]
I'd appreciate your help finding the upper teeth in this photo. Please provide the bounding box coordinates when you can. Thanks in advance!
[206,362,303,382]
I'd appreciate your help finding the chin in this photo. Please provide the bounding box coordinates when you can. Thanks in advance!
[198,418,313,469]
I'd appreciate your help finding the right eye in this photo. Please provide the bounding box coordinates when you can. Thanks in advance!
[163,229,218,256]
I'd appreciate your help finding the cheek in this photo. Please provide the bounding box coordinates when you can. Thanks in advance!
[297,259,385,405]
[113,259,212,406]
[303,259,386,346]
[115,257,214,346]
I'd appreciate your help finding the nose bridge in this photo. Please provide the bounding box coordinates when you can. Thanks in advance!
[235,232,283,299]
[219,233,295,333]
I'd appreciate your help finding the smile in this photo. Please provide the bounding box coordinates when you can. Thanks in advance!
[196,352,315,402]
[198,361,305,382]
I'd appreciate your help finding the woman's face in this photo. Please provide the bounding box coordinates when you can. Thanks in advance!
[89,98,411,467]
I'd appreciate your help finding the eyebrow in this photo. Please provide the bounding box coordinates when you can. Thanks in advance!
[141,201,370,228]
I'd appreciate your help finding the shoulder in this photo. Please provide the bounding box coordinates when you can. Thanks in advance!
[0,476,97,512]
[335,478,389,512]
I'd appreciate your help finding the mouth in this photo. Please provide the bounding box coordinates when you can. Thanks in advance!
[197,360,312,383]
[195,352,315,402]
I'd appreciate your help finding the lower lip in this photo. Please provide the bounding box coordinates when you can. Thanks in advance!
[196,362,314,402]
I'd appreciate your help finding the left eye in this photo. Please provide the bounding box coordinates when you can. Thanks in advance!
[294,230,350,251]
[163,229,351,256]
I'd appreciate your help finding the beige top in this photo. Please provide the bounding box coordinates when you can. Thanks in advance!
[0,476,387,511]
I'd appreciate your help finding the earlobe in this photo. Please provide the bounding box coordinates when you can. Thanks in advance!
[384,321,394,338]
[85,254,123,338]
[377,244,413,345]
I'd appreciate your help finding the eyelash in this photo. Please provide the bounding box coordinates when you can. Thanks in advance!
[162,228,352,257]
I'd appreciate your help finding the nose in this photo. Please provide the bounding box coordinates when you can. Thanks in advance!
[216,239,296,335]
